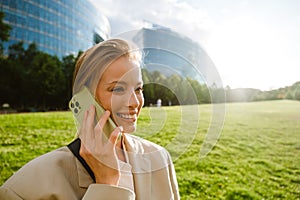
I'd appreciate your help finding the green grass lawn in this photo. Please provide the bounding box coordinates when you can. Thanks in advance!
[1,100,299,199]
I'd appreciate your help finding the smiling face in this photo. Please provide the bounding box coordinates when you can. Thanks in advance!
[95,56,144,133]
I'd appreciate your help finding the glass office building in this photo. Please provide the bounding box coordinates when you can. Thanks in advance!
[0,0,110,58]
[132,24,210,84]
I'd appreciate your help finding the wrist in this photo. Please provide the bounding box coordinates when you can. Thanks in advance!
[95,174,120,186]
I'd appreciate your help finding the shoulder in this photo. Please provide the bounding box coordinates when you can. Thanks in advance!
[2,147,78,196]
[23,146,75,172]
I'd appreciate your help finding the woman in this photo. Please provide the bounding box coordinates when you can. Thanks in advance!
[0,39,180,199]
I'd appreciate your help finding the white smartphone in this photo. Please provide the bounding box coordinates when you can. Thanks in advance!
[69,86,117,139]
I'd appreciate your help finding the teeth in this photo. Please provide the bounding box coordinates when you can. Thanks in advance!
[117,113,135,119]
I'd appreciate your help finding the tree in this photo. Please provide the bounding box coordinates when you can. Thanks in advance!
[140,69,211,106]
[1,40,81,110]
[4,42,42,109]
[0,11,11,55]
[294,86,300,101]
[0,57,23,106]
[8,41,25,60]
[62,54,76,107]
[142,69,156,105]
[0,42,27,108]
[28,52,65,110]
[0,12,11,41]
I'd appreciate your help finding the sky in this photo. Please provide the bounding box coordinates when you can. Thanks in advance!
[90,0,300,90]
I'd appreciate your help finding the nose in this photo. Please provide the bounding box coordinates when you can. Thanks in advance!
[128,89,140,108]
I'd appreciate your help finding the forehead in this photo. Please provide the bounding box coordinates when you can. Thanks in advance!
[100,56,142,83]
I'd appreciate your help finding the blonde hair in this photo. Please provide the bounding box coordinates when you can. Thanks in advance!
[73,38,141,95]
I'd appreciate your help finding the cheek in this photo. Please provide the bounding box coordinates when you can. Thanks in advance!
[137,94,145,113]
[110,95,125,110]
[108,93,144,113]
[97,93,113,111]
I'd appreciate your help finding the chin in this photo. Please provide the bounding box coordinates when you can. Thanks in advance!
[123,124,137,133]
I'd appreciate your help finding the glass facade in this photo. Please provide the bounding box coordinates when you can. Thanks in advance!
[132,26,209,84]
[0,0,110,58]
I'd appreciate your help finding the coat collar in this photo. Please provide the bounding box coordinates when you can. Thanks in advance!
[123,133,151,173]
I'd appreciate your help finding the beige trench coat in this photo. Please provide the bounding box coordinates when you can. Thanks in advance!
[0,134,180,200]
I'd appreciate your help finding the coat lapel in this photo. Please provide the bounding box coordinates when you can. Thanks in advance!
[75,158,94,188]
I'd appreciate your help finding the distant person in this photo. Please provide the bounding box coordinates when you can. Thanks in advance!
[0,39,180,199]
[157,98,162,107]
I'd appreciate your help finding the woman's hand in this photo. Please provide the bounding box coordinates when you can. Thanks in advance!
[79,105,122,185]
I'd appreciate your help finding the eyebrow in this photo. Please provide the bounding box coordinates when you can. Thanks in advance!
[105,81,143,86]
[105,81,126,85]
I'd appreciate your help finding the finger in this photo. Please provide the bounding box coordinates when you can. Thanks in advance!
[80,105,95,145]
[79,109,89,140]
[94,111,112,144]
[109,126,123,146]
[96,110,111,130]
[86,104,96,128]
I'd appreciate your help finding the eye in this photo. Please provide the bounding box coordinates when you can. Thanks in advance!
[135,86,144,94]
[112,87,125,93]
